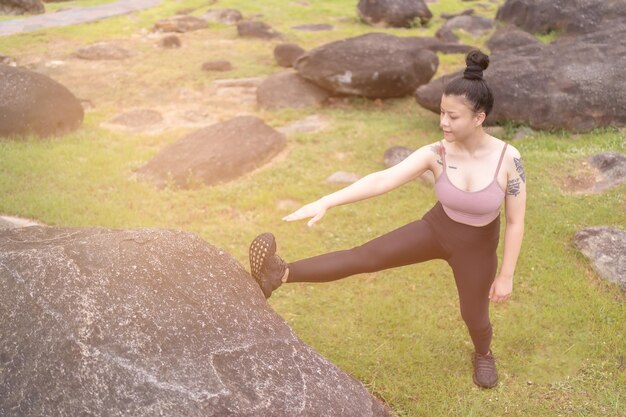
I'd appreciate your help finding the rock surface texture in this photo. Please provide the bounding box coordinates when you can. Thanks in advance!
[357,0,432,27]
[416,23,626,132]
[295,33,438,98]
[496,0,626,35]
[0,0,44,15]
[0,64,84,138]
[257,71,330,110]
[137,116,285,188]
[586,153,626,193]
[0,226,397,416]
[574,226,626,291]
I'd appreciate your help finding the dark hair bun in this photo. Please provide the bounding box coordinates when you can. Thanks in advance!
[463,50,489,81]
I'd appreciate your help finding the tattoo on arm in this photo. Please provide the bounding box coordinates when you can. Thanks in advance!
[514,157,526,183]
[507,178,521,197]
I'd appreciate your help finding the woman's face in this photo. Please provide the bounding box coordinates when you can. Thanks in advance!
[439,94,485,142]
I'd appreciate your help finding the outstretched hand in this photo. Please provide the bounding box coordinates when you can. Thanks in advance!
[282,200,328,227]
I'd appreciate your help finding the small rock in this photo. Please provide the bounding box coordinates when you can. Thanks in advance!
[441,9,474,19]
[384,146,413,168]
[574,226,626,291]
[201,60,233,72]
[512,126,535,140]
[587,152,626,193]
[159,35,181,48]
[75,42,134,60]
[326,171,362,184]
[202,8,243,25]
[274,43,306,68]
[237,21,281,39]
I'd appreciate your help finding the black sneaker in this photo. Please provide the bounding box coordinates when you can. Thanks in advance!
[249,232,287,299]
[472,350,498,388]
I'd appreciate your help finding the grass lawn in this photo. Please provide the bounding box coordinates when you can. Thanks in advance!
[1,0,624,415]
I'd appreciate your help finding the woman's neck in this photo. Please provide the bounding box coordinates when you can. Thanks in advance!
[452,129,490,156]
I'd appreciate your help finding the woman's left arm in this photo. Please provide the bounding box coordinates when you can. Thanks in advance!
[490,148,527,303]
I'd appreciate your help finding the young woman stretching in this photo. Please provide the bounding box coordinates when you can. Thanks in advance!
[249,50,526,388]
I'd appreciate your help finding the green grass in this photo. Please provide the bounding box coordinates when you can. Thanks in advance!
[1,0,625,416]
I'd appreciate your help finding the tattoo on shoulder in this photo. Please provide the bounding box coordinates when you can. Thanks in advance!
[507,178,521,197]
[514,157,526,183]
[430,145,440,156]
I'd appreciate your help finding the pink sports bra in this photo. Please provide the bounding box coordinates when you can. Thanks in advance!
[434,141,508,226]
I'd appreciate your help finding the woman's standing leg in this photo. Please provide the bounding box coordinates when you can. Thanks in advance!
[448,243,500,388]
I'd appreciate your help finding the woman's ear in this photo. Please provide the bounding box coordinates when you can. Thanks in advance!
[474,112,486,127]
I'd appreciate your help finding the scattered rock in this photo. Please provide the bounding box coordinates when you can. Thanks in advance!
[137,116,286,188]
[201,60,233,71]
[295,33,438,99]
[416,23,626,132]
[486,27,542,52]
[441,9,474,19]
[512,126,535,140]
[326,171,362,184]
[274,43,306,68]
[291,23,333,31]
[496,0,626,35]
[0,0,44,15]
[436,15,494,40]
[574,226,626,291]
[357,0,433,27]
[276,115,330,136]
[153,15,208,33]
[0,64,84,138]
[257,70,331,110]
[384,146,434,184]
[587,153,626,193]
[202,8,243,25]
[0,226,397,416]
[159,34,181,48]
[384,146,413,168]
[108,109,163,128]
[237,21,281,39]
[75,42,134,60]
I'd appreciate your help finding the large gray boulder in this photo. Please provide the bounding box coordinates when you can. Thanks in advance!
[0,0,44,15]
[415,23,626,132]
[495,0,626,35]
[294,33,439,99]
[357,0,432,27]
[486,27,543,53]
[137,116,285,188]
[257,70,331,110]
[574,227,626,292]
[0,226,396,416]
[0,64,84,138]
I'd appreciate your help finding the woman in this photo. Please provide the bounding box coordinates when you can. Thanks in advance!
[248,50,526,389]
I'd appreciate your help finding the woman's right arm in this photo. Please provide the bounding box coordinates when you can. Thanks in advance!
[283,144,435,226]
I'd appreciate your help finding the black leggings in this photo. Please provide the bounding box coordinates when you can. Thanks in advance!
[287,202,500,354]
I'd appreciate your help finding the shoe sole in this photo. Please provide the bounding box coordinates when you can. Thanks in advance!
[249,232,276,284]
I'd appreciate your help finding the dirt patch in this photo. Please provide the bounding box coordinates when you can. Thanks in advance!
[558,159,600,194]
